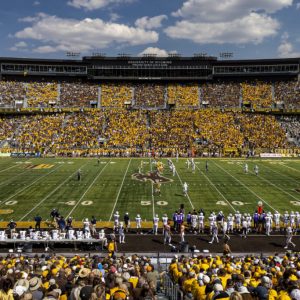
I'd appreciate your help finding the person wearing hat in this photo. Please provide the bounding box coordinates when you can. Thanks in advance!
[29,277,43,300]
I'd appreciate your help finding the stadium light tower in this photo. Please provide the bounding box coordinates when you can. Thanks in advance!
[66,52,81,57]
[219,52,233,59]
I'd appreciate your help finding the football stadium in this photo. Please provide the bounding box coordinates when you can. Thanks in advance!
[4,0,300,295]
[0,53,300,298]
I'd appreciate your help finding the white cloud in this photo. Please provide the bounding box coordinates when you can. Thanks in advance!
[33,1,40,5]
[135,15,167,30]
[172,0,293,22]
[297,2,300,9]
[139,47,177,57]
[14,14,159,53]
[109,13,120,22]
[9,41,28,51]
[67,0,133,10]
[277,33,300,57]
[165,13,279,44]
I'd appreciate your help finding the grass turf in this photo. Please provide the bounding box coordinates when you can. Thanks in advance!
[0,157,299,223]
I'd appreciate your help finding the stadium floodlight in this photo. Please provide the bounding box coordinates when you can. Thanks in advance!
[219,52,233,59]
[92,52,106,57]
[66,52,81,57]
[117,53,131,58]
[194,53,207,57]
[142,53,158,58]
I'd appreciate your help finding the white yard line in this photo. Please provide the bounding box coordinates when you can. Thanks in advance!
[109,158,132,221]
[195,163,236,212]
[259,163,299,184]
[175,166,195,210]
[66,160,111,219]
[213,161,277,212]
[0,165,63,207]
[150,158,155,219]
[0,169,31,187]
[0,164,18,174]
[280,163,300,174]
[244,163,300,202]
[19,162,89,221]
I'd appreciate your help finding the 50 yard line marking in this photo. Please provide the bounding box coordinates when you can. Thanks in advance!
[213,161,277,211]
[175,163,194,210]
[66,159,111,219]
[195,162,236,212]
[109,158,132,221]
[19,162,89,221]
[0,165,63,209]
[150,158,155,219]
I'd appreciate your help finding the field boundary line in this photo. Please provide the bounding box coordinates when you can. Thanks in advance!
[0,164,18,174]
[150,158,155,219]
[109,158,132,221]
[19,162,90,221]
[0,165,63,208]
[259,163,299,184]
[175,163,194,210]
[244,163,300,202]
[66,160,112,218]
[213,161,277,211]
[195,163,236,212]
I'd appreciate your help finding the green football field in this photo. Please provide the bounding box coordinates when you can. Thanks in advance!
[0,157,300,222]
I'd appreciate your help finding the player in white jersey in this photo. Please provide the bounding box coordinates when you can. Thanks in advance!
[113,211,120,232]
[119,222,125,243]
[284,227,296,249]
[283,211,289,229]
[183,182,188,197]
[296,212,300,229]
[209,224,219,244]
[186,159,191,169]
[235,211,242,231]
[265,212,272,236]
[208,213,216,234]
[254,165,259,176]
[246,214,252,232]
[135,214,142,234]
[191,161,195,173]
[241,217,248,238]
[176,151,179,162]
[244,163,248,174]
[83,218,90,234]
[162,214,168,234]
[153,214,159,235]
[172,164,176,177]
[273,211,281,231]
[198,212,205,233]
[227,214,234,233]
[290,211,296,229]
[191,213,198,233]
[222,220,229,240]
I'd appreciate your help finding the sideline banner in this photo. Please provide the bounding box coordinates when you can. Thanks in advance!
[260,153,282,158]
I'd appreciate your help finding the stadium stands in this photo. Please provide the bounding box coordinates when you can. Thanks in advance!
[134,83,165,108]
[27,82,58,108]
[101,83,132,108]
[275,80,300,109]
[168,83,199,107]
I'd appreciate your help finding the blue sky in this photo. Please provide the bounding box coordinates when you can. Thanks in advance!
[1,0,300,59]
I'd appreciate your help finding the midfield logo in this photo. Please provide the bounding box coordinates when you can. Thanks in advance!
[132,172,173,184]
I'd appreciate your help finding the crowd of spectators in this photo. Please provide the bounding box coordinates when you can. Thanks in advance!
[278,115,300,146]
[0,81,26,107]
[241,82,273,108]
[0,110,292,154]
[60,82,98,108]
[201,82,240,108]
[26,82,58,108]
[101,84,132,108]
[169,252,300,300]
[134,84,165,108]
[168,83,199,107]
[0,253,162,299]
[1,79,300,109]
[275,81,300,109]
